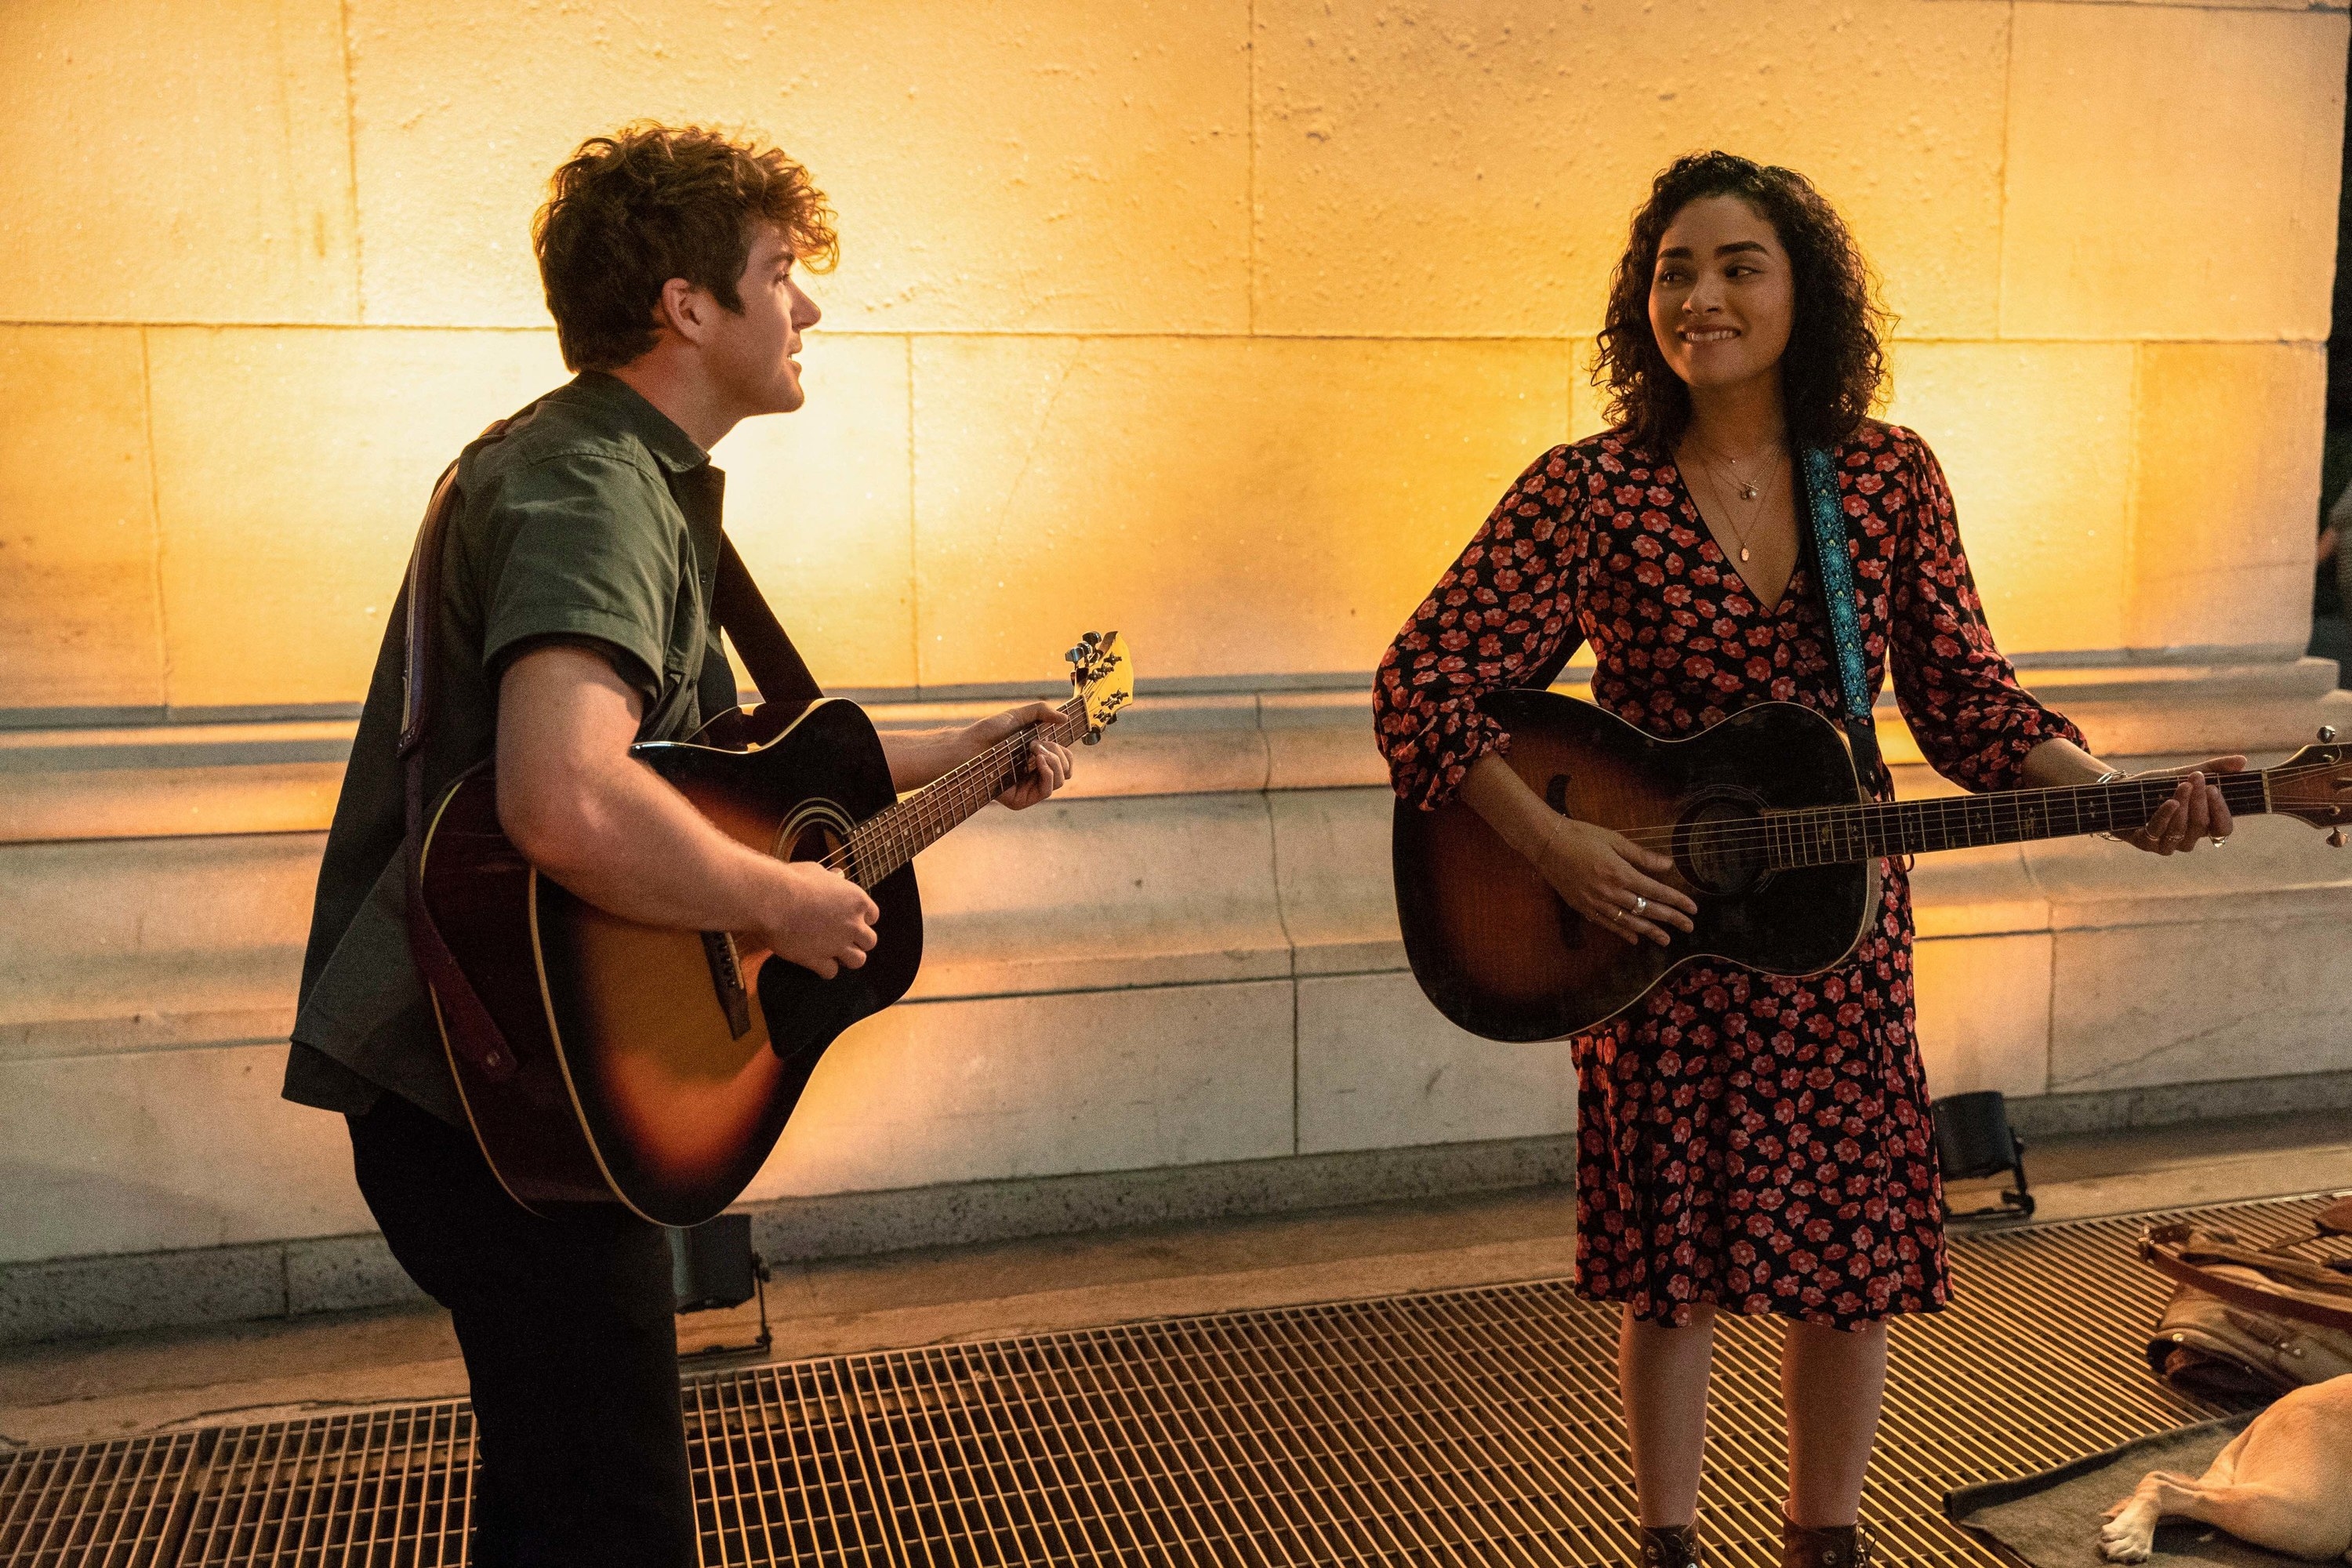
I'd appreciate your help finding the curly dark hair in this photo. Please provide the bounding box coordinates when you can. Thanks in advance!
[1592,151,1889,453]
[534,122,839,372]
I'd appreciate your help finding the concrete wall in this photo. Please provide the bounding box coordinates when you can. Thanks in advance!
[3,0,2350,1338]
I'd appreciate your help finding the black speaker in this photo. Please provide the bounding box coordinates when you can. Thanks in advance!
[667,1214,771,1356]
[1932,1090,2034,1221]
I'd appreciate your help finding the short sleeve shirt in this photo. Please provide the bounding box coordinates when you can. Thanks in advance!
[285,373,740,1126]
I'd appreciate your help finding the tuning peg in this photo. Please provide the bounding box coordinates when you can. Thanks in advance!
[1066,644,1090,665]
[1083,631,1102,646]
[2332,828,2347,849]
[2321,725,2339,743]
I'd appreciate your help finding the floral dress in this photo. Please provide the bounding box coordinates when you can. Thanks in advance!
[1374,423,2083,1330]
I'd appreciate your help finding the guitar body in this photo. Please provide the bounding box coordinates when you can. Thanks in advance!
[1394,691,1880,1042]
[418,698,920,1225]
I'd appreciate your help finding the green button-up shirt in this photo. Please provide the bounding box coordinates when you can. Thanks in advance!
[285,373,740,1126]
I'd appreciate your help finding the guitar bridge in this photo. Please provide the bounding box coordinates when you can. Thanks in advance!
[701,930,753,1040]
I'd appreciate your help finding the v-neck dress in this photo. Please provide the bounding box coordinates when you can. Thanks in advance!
[1374,423,2083,1330]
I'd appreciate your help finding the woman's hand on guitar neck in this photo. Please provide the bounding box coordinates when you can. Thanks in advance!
[2022,739,2242,856]
[1459,753,1697,947]
[2116,757,2241,855]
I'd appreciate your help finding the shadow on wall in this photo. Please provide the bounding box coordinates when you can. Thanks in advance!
[2314,425,2352,688]
[0,1162,243,1265]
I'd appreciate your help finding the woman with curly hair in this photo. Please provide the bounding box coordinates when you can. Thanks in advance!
[1373,152,2238,1568]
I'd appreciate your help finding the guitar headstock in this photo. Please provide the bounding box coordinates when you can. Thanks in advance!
[1065,631,1134,745]
[2270,724,2352,832]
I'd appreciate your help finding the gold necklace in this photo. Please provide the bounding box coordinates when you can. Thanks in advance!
[1689,441,1785,564]
[1693,433,1784,503]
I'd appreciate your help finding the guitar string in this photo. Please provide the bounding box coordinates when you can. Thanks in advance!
[819,698,1090,884]
[884,704,1089,869]
[1601,777,2271,858]
[1605,775,2266,849]
[835,712,1072,880]
[1523,763,2329,867]
[798,712,2335,883]
[862,694,1083,842]
[838,743,2332,880]
[1592,770,2299,864]
[1608,767,2294,848]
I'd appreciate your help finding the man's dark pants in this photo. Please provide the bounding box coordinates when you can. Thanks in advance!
[347,1091,698,1568]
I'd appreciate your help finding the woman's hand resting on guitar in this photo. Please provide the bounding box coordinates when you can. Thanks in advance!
[1458,753,1697,948]
[754,861,880,980]
[1530,817,1699,948]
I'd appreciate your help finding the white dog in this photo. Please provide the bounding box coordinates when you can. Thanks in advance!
[2099,1374,2352,1563]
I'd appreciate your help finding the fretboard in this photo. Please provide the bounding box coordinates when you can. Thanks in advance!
[836,698,1089,888]
[1766,770,2270,869]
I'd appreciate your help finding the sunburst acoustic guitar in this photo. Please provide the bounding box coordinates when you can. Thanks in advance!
[1394,689,2352,1043]
[416,634,1134,1226]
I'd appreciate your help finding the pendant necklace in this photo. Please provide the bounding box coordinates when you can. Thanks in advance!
[1693,440,1784,564]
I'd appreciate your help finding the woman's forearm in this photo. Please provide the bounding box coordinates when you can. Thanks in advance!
[2020,735,2114,789]
[1459,752,1559,866]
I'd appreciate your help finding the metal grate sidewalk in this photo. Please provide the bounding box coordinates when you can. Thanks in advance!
[5,1196,2343,1567]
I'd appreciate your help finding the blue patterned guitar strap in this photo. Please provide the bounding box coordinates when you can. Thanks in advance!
[1798,445,1883,789]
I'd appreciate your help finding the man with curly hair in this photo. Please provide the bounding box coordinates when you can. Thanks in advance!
[286,124,1073,1566]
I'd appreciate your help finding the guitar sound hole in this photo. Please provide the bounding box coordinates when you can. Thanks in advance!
[775,803,851,877]
[786,824,842,862]
[1675,796,1769,896]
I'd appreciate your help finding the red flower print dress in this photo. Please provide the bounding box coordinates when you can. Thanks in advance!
[1374,424,2084,1330]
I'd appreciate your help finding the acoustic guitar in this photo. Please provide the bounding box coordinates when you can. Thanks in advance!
[1393,690,2352,1043]
[417,633,1134,1225]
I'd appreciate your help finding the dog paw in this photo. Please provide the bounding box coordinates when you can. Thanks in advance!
[2098,1521,2154,1563]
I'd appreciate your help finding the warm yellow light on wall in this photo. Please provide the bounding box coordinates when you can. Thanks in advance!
[0,0,2341,713]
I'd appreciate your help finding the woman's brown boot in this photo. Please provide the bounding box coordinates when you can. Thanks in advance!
[1780,1519,1873,1568]
[1639,1524,1701,1568]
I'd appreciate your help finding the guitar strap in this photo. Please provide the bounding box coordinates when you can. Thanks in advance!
[1798,445,1883,787]
[397,430,520,1083]
[394,416,822,1085]
[710,532,822,745]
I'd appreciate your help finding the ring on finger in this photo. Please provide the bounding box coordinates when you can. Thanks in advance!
[1632,895,1650,916]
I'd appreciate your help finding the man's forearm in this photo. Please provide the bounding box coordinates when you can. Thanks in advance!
[507,751,789,933]
[496,644,793,934]
[879,725,978,793]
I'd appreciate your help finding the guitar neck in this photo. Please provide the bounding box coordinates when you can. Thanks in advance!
[1768,768,2271,869]
[840,696,1090,888]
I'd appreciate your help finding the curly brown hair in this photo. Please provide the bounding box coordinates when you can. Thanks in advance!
[533,122,839,372]
[1592,151,1889,454]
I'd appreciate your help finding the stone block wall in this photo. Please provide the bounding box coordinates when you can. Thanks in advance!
[2,0,2350,1339]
